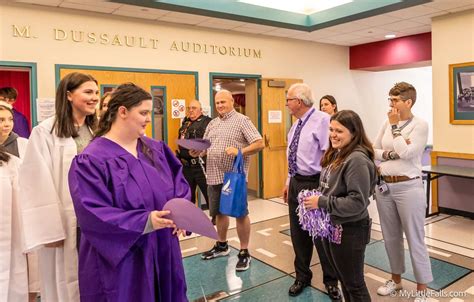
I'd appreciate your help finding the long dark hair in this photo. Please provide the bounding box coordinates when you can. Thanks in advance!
[95,83,154,162]
[0,146,10,165]
[52,72,98,138]
[320,95,338,113]
[321,110,374,168]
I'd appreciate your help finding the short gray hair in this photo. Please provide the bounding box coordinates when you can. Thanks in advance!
[288,83,314,107]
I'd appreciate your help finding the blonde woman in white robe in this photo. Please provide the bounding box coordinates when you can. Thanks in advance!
[19,72,99,302]
[0,148,28,301]
[1,101,40,301]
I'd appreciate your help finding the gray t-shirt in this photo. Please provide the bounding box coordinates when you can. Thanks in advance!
[74,124,93,154]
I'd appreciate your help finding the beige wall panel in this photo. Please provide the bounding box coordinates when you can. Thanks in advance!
[432,10,474,154]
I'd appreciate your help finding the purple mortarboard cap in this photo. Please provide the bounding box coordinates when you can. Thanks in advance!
[176,139,211,151]
[163,198,218,240]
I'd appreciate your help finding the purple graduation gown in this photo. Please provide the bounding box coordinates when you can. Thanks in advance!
[68,137,190,302]
[13,109,30,138]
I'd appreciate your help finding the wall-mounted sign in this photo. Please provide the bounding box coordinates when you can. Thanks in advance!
[12,25,263,59]
[171,99,186,119]
[268,110,282,123]
[36,98,55,122]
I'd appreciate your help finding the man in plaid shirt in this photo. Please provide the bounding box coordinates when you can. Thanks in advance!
[191,89,263,271]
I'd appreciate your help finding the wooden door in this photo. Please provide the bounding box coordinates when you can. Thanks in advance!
[59,68,196,152]
[261,78,302,199]
[245,79,259,195]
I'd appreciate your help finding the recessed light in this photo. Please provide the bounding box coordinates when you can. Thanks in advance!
[385,34,396,39]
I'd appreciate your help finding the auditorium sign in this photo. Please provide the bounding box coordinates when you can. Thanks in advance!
[12,25,262,59]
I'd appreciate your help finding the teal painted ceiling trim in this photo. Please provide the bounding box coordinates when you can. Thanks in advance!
[112,0,431,31]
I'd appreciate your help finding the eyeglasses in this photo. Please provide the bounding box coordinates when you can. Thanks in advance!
[286,97,300,103]
[387,97,404,103]
[187,106,199,110]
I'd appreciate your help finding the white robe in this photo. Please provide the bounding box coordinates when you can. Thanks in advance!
[14,137,41,294]
[19,117,79,302]
[0,155,28,302]
[17,137,28,159]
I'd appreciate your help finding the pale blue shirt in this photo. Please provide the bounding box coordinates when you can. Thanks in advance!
[287,108,330,181]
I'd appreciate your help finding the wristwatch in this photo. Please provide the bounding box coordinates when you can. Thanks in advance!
[388,151,396,160]
[391,124,398,130]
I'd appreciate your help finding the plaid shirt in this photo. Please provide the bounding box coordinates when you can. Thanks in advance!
[204,109,262,185]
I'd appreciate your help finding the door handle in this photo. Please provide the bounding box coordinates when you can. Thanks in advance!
[264,134,270,147]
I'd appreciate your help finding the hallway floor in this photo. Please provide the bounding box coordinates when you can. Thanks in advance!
[180,197,474,301]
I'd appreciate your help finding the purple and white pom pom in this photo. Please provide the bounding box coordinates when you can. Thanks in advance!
[296,189,342,244]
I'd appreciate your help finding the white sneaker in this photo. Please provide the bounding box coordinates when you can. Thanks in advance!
[414,292,428,302]
[377,280,402,296]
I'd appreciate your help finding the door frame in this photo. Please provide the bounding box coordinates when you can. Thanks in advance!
[209,72,263,197]
[150,85,167,141]
[56,64,199,144]
[0,60,38,126]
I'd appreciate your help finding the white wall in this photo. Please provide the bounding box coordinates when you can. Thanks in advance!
[351,67,433,144]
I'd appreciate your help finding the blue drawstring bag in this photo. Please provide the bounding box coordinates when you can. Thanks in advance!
[219,150,247,218]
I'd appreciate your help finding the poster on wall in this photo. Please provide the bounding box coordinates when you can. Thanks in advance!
[268,110,282,123]
[449,61,474,125]
[36,98,55,122]
[171,99,186,119]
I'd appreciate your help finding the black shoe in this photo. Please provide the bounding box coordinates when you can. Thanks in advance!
[289,280,308,296]
[326,285,342,302]
[235,249,251,271]
[201,242,230,260]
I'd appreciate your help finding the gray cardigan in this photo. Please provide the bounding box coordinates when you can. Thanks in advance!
[318,147,377,225]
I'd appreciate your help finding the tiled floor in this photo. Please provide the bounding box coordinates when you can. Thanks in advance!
[180,197,474,301]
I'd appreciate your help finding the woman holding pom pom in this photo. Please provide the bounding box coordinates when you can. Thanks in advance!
[303,110,377,302]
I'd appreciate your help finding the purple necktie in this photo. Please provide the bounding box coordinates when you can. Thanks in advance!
[288,119,303,177]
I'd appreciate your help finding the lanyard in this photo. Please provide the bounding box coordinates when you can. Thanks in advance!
[397,117,413,131]
[289,108,315,145]
[318,152,338,191]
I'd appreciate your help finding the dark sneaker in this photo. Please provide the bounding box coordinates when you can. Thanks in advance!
[201,242,230,260]
[235,249,251,271]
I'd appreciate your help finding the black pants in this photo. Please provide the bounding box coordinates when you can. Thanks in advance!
[322,218,372,302]
[288,174,338,286]
[182,164,209,205]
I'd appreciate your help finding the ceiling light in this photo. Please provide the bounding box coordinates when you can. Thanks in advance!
[238,0,353,15]
[385,34,396,39]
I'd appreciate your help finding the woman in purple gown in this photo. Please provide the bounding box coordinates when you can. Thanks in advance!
[68,83,190,302]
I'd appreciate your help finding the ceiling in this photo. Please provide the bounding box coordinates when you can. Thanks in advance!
[7,0,474,46]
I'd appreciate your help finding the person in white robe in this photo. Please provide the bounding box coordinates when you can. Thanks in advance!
[1,100,39,302]
[19,72,99,302]
[0,148,28,301]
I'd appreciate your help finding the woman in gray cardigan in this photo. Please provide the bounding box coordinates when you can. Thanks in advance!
[303,110,377,302]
